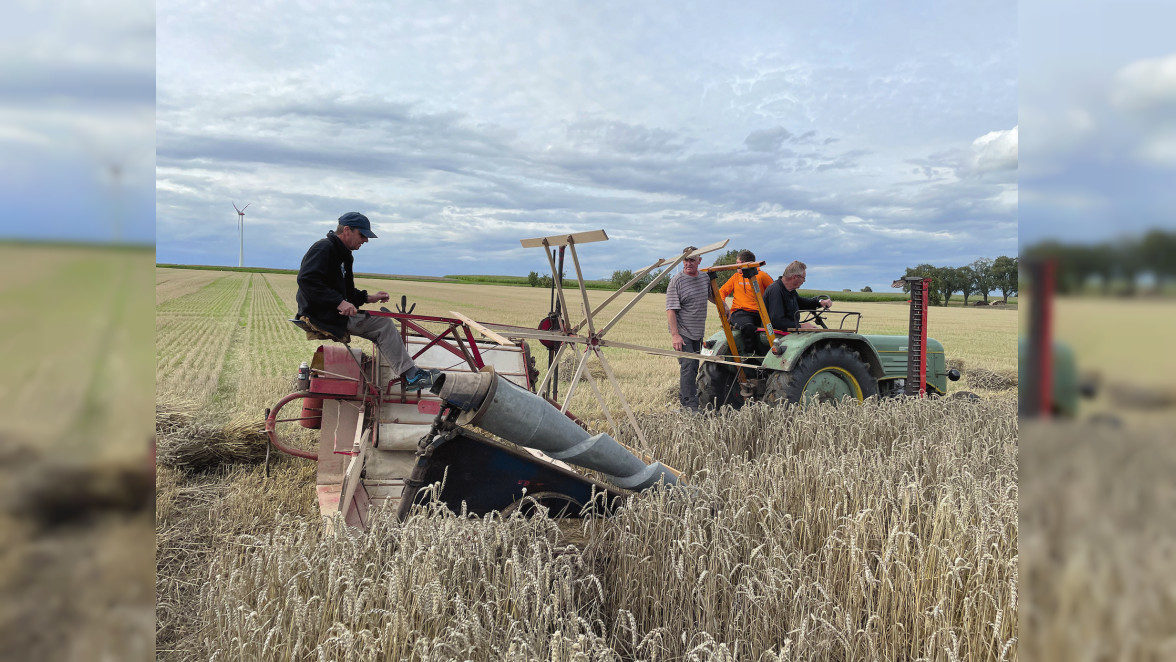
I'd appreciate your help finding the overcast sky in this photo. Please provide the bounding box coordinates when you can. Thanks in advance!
[0,0,155,243]
[1020,1,1176,247]
[156,1,1016,289]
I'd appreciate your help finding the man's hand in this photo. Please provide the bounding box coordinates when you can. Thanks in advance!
[337,301,358,316]
[671,333,684,352]
[367,291,390,304]
[820,298,833,309]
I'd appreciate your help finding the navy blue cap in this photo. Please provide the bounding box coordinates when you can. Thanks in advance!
[338,212,377,238]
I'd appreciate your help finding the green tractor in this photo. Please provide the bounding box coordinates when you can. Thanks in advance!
[1017,337,1091,417]
[696,267,960,408]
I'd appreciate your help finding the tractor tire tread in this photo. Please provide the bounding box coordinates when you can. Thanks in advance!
[764,343,878,405]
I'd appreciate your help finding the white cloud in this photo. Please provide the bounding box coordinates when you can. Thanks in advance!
[1112,54,1176,116]
[1134,132,1176,167]
[1111,54,1176,167]
[969,126,1018,174]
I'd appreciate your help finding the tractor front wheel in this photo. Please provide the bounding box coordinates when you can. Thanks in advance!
[765,344,878,405]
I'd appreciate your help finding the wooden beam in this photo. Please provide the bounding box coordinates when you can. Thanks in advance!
[684,239,729,260]
[592,348,647,447]
[597,338,765,370]
[701,260,765,274]
[448,310,516,346]
[520,229,608,248]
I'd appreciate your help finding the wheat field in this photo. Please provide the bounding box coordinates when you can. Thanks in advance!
[156,267,1019,661]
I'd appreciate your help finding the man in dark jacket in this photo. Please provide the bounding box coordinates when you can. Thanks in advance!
[296,212,438,391]
[764,260,833,332]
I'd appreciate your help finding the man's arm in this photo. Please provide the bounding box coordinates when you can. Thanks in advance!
[718,274,735,302]
[348,287,369,308]
[666,309,684,351]
[665,278,685,351]
[798,293,832,310]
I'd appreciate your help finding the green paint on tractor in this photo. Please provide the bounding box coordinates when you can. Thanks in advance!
[698,327,957,408]
[1017,337,1082,417]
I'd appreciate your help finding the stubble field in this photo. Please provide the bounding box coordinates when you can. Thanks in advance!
[156,267,1019,661]
[1,245,155,661]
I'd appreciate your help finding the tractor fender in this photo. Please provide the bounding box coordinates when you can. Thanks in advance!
[767,334,884,378]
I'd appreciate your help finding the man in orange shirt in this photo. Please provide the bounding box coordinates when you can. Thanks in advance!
[719,249,775,351]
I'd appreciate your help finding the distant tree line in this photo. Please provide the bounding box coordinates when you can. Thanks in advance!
[1023,230,1176,295]
[901,256,1019,307]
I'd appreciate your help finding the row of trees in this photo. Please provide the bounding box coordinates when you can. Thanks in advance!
[1023,230,1176,295]
[902,256,1019,307]
[529,249,1021,307]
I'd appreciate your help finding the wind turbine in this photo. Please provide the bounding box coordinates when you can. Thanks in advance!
[233,202,250,267]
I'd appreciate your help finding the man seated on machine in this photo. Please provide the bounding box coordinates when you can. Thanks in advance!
[765,260,833,332]
[295,212,440,391]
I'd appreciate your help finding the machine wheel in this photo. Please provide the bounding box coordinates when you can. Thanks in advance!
[501,491,583,518]
[696,341,744,410]
[764,344,878,405]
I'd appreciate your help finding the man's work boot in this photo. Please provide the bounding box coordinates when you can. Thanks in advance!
[403,368,441,392]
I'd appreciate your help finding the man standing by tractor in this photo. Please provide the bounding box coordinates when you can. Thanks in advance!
[719,249,775,351]
[765,260,833,331]
[296,212,439,391]
[666,246,711,411]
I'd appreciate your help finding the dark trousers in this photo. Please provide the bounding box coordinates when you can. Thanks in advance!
[678,337,703,410]
[729,309,761,352]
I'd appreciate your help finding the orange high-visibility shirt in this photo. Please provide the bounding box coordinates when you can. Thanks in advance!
[719,269,774,313]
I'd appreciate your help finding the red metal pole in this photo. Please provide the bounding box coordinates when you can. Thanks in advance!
[919,277,929,396]
[1035,260,1055,415]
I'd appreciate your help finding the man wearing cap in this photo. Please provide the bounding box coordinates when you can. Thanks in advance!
[665,246,712,411]
[296,212,439,391]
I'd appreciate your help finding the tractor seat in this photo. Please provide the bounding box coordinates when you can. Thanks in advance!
[289,317,351,343]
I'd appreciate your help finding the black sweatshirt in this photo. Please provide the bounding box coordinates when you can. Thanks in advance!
[295,231,369,338]
[764,277,822,331]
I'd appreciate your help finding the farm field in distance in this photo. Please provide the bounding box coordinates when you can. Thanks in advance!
[1020,296,1176,660]
[0,244,155,661]
[157,266,1019,661]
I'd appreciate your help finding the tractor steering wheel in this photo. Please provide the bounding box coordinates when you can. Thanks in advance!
[806,295,831,329]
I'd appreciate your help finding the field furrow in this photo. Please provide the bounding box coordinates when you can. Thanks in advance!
[155,274,251,408]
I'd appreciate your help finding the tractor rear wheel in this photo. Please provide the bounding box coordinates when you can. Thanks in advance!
[764,344,878,405]
[696,341,744,410]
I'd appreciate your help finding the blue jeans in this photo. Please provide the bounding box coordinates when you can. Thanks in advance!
[678,337,703,410]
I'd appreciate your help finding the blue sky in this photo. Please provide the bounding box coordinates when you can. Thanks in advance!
[154,1,1017,289]
[1020,1,1176,247]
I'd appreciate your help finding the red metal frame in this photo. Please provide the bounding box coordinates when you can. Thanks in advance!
[268,311,553,461]
[268,312,493,461]
[917,277,929,396]
[1033,260,1054,415]
[366,310,485,368]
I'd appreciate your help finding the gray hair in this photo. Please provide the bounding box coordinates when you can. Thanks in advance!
[783,260,807,278]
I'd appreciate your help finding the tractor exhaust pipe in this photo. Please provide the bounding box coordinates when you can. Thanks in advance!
[432,369,679,492]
